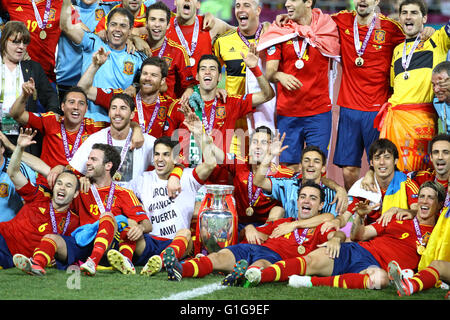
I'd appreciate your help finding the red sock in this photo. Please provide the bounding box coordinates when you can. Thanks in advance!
[311,273,370,289]
[261,257,307,283]
[160,236,189,264]
[33,237,57,268]
[181,256,213,278]
[409,267,441,293]
[119,227,136,261]
[89,215,116,265]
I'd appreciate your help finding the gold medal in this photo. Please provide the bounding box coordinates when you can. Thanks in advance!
[297,245,306,255]
[403,71,410,80]
[113,171,122,181]
[246,207,254,216]
[355,56,364,67]
[39,30,47,40]
[417,245,425,255]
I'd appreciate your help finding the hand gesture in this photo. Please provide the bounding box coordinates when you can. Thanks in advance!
[17,128,37,149]
[92,47,110,67]
[179,104,203,137]
[269,132,288,159]
[354,199,378,218]
[240,43,259,69]
[22,77,36,98]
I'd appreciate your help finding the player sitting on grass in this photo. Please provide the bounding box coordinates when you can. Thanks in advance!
[162,181,346,284]
[245,181,442,290]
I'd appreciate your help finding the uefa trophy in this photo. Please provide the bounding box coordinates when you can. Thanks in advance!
[194,185,238,255]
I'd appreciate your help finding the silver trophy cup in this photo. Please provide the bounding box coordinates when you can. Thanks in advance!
[199,184,236,253]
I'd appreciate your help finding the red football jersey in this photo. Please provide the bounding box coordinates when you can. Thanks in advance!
[332,11,404,111]
[220,159,294,224]
[266,38,331,117]
[26,112,107,186]
[71,184,148,226]
[359,218,434,270]
[151,38,196,98]
[94,90,185,138]
[95,2,147,33]
[256,219,334,260]
[408,169,449,189]
[348,177,419,224]
[0,182,80,257]
[166,15,213,78]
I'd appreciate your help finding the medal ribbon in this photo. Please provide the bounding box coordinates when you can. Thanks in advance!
[353,13,377,57]
[402,35,421,72]
[247,172,263,206]
[293,37,308,61]
[91,182,116,214]
[60,121,85,162]
[412,217,425,247]
[157,37,168,58]
[174,16,199,57]
[202,98,217,134]
[31,0,52,30]
[136,93,160,134]
[49,202,71,235]
[237,24,263,48]
[294,228,309,245]
[107,128,132,173]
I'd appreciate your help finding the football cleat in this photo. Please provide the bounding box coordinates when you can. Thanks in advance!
[80,257,97,276]
[388,260,413,296]
[221,259,248,286]
[107,249,136,275]
[163,247,183,281]
[141,255,162,276]
[13,254,46,276]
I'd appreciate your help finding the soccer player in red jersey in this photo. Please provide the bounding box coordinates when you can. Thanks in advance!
[331,0,406,190]
[281,181,442,291]
[10,84,107,188]
[162,181,344,283]
[144,1,196,99]
[0,129,80,270]
[165,0,232,77]
[13,143,150,276]
[178,52,274,168]
[263,0,340,171]
[79,48,186,138]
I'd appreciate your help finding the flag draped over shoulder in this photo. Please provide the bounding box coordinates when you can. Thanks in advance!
[381,171,410,215]
[256,8,341,60]
[418,207,450,270]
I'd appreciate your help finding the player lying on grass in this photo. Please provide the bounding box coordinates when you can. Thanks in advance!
[243,181,443,290]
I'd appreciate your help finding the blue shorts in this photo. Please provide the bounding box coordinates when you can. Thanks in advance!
[0,233,13,269]
[55,235,94,270]
[332,242,380,276]
[226,243,282,265]
[277,111,332,164]
[133,234,172,266]
[333,107,380,167]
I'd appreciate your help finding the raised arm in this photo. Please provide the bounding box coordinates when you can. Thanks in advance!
[77,47,111,102]
[7,129,39,189]
[60,0,86,45]
[10,78,36,125]
[242,43,275,106]
[253,132,288,193]
[350,200,379,241]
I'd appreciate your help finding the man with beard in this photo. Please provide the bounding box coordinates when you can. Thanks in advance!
[432,61,450,134]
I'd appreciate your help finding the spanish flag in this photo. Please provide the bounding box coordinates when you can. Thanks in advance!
[418,207,450,270]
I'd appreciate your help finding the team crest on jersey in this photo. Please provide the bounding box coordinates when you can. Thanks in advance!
[95,8,105,21]
[123,61,135,75]
[373,30,386,44]
[162,56,173,69]
[48,8,56,22]
[157,105,168,120]
[417,41,425,50]
[0,183,8,197]
[215,105,226,119]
